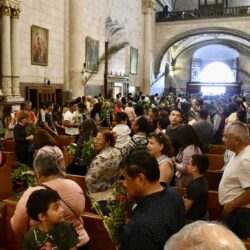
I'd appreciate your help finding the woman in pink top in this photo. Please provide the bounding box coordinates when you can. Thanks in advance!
[174,124,203,188]
[11,152,89,249]
[33,129,65,176]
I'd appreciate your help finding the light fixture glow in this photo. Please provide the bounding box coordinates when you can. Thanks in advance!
[201,86,226,95]
[200,62,235,83]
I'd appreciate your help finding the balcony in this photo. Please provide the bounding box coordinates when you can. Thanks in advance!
[156,6,250,22]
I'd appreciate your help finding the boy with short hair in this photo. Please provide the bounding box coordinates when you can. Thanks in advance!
[184,154,209,224]
[23,189,79,250]
[112,112,131,149]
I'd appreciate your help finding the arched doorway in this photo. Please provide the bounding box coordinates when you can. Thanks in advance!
[153,27,250,95]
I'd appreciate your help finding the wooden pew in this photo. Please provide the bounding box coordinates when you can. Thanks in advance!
[63,150,74,167]
[1,193,249,250]
[172,187,222,220]
[2,139,17,165]
[2,197,21,250]
[205,154,224,171]
[205,170,223,191]
[65,174,92,212]
[82,212,116,250]
[54,135,74,151]
[244,240,250,250]
[208,144,226,155]
[0,202,6,247]
[0,152,14,201]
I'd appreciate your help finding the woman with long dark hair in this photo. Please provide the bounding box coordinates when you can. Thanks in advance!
[174,124,203,187]
[66,118,98,175]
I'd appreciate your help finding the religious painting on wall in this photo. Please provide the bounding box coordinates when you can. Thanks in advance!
[31,25,49,66]
[85,37,99,72]
[130,47,138,75]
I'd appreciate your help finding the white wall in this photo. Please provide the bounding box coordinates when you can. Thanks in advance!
[18,0,145,97]
[67,0,144,96]
[19,0,65,85]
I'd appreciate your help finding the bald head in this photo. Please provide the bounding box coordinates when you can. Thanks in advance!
[164,221,246,250]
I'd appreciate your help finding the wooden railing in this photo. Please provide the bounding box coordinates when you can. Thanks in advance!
[156,6,250,22]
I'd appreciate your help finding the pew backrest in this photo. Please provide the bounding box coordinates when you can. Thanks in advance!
[205,170,223,191]
[54,135,74,151]
[82,212,116,250]
[208,144,226,155]
[65,174,92,212]
[205,154,224,171]
[0,152,14,201]
[2,139,17,165]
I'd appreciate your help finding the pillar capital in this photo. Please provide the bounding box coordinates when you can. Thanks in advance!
[0,0,21,16]
[11,6,20,18]
[2,1,11,16]
[142,0,155,14]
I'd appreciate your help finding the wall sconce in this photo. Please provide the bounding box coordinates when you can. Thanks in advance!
[44,77,50,86]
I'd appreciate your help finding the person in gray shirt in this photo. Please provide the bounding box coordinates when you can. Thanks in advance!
[192,108,213,153]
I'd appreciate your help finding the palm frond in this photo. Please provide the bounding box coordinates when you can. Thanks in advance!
[98,41,129,68]
[82,41,129,85]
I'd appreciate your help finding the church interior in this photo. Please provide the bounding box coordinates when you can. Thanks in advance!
[0,0,250,249]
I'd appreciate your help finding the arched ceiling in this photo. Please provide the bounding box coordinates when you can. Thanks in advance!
[170,33,250,65]
[155,27,250,76]
[194,44,239,60]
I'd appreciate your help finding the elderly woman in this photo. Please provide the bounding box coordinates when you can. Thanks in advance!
[86,130,122,214]
[11,152,89,249]
[33,129,65,176]
[147,132,174,184]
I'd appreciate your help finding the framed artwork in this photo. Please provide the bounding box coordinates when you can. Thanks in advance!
[85,37,99,72]
[31,25,49,66]
[130,47,138,75]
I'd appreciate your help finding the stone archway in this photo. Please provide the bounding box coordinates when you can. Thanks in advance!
[154,27,250,77]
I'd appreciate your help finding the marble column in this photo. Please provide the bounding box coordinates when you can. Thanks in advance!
[142,0,155,95]
[1,1,12,96]
[11,7,21,96]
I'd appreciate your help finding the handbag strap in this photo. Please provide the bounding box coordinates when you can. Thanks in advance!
[39,184,83,225]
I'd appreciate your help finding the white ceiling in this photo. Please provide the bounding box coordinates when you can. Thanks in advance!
[193,44,239,60]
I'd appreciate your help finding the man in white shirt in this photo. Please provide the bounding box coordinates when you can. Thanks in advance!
[63,101,79,136]
[218,121,250,239]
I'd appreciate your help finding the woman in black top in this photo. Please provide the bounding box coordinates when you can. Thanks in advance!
[13,111,34,167]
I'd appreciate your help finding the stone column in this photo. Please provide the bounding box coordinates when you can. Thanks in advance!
[11,7,21,96]
[69,0,84,97]
[142,0,155,95]
[1,1,12,97]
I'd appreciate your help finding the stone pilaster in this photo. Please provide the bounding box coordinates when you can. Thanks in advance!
[1,0,12,97]
[142,0,155,94]
[11,7,21,96]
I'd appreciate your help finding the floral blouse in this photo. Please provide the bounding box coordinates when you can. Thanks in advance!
[86,146,122,193]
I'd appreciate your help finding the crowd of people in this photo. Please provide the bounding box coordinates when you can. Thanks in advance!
[2,91,250,249]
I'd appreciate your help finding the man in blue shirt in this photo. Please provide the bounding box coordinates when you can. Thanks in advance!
[120,150,185,250]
